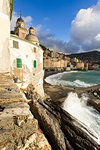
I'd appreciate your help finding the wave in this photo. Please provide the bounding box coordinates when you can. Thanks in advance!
[45,72,95,88]
[62,92,100,144]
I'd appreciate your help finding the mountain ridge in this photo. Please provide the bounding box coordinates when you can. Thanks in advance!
[67,50,100,63]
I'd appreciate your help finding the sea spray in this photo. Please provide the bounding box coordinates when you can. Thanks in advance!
[62,92,100,144]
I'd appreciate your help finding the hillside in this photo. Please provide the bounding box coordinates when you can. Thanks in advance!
[67,51,100,63]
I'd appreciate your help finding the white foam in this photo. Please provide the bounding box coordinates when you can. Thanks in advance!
[45,71,95,88]
[62,92,100,144]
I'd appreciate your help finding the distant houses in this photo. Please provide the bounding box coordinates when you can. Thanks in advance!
[42,46,88,71]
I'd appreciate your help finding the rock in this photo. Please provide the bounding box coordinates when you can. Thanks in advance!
[30,98,67,150]
[0,139,10,150]
[94,92,97,96]
[29,93,100,150]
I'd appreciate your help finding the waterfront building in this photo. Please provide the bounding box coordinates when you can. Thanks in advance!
[43,51,70,71]
[55,52,60,58]
[10,16,44,96]
[72,57,79,63]
[0,0,13,73]
[44,49,50,57]
[43,57,51,70]
[76,62,84,70]
[64,60,68,69]
[84,63,88,71]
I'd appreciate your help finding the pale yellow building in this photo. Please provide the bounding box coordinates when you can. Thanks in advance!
[76,62,84,70]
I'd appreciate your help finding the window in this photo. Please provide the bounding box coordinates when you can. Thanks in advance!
[13,40,19,49]
[34,47,36,53]
[16,58,22,68]
[34,60,36,68]
[26,55,28,58]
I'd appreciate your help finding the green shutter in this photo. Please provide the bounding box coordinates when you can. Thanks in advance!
[34,60,36,68]
[17,58,22,68]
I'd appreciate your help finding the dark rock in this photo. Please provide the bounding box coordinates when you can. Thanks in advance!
[29,96,100,150]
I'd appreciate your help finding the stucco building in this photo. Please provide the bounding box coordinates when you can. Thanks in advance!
[0,0,44,97]
[0,0,13,73]
[76,62,85,70]
[10,16,44,97]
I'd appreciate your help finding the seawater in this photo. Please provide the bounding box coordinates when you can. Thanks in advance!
[63,92,100,144]
[45,71,100,144]
[45,71,100,88]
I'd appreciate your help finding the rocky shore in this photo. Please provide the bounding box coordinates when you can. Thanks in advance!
[44,71,100,113]
[1,72,100,150]
[28,88,100,150]
[0,73,51,150]
[19,76,99,150]
[42,71,100,149]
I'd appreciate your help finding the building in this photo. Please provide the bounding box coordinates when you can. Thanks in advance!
[76,62,84,70]
[0,0,13,73]
[10,16,44,97]
[84,63,88,71]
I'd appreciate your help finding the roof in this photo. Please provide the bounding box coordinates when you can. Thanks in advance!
[17,17,24,23]
[25,34,39,43]
[29,27,34,30]
[10,34,39,47]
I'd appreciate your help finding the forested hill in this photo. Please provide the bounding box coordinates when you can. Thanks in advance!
[68,51,100,63]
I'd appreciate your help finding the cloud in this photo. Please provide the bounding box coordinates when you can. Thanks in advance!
[11,11,78,54]
[10,11,32,30]
[11,1,100,54]
[71,0,100,51]
[35,25,79,54]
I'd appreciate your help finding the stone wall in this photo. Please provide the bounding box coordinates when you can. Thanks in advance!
[0,73,51,150]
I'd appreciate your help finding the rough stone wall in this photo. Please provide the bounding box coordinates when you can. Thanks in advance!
[0,0,10,73]
[0,73,51,150]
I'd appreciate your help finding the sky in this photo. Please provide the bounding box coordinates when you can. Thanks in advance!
[11,0,100,54]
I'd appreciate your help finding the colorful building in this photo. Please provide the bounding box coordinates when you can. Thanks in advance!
[76,62,85,70]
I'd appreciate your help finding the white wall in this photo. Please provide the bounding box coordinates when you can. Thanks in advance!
[10,35,44,97]
[0,0,10,73]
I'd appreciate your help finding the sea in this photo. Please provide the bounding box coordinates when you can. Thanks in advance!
[45,71,100,89]
[45,71,100,144]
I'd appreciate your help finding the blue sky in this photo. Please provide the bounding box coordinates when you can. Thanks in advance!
[12,0,100,53]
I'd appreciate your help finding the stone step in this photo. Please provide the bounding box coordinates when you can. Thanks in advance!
[0,93,23,99]
[0,98,25,105]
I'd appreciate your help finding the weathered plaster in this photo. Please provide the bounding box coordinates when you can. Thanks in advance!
[0,0,10,73]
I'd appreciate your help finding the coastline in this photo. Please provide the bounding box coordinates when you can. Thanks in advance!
[44,70,100,112]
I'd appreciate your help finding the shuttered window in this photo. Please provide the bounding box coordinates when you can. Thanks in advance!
[13,40,19,49]
[34,47,36,53]
[34,60,36,68]
[16,58,22,68]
